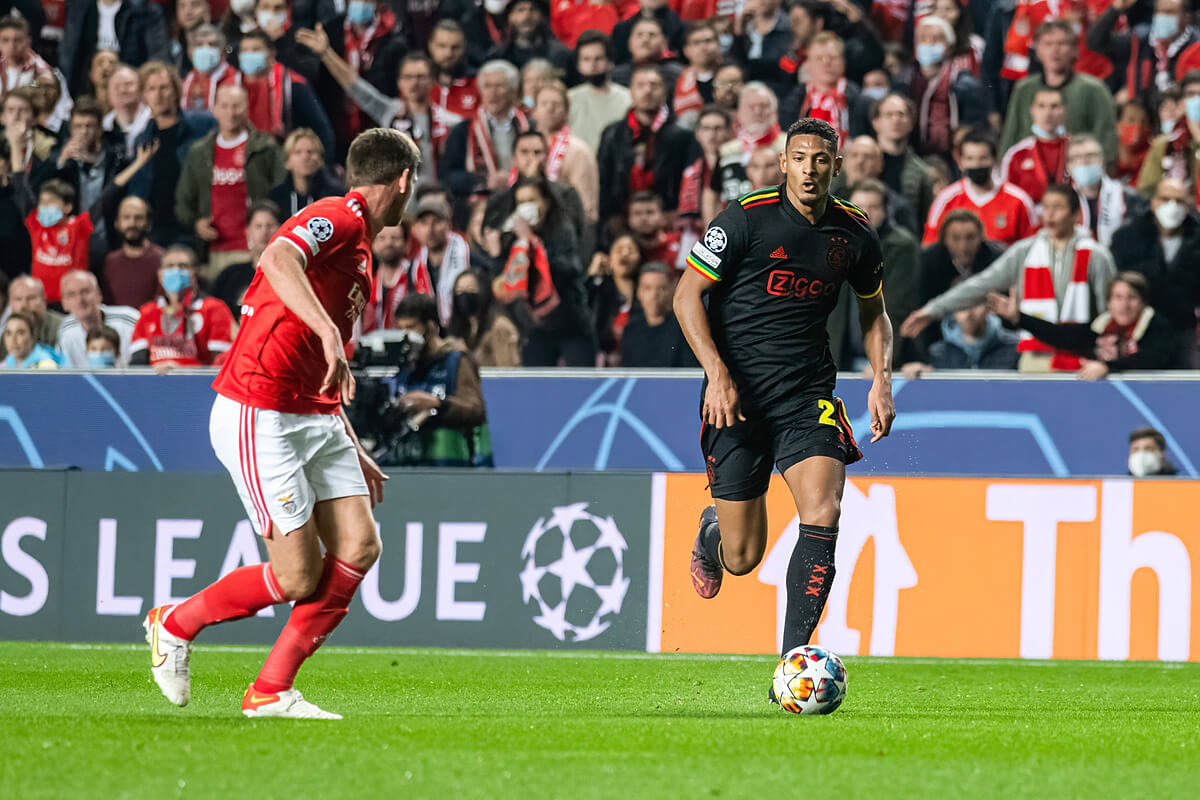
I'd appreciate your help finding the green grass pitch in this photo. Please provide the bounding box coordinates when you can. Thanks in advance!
[1,642,1197,798]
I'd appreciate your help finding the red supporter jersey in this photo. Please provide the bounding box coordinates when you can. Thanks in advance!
[27,210,93,303]
[211,134,249,251]
[212,192,375,415]
[1000,137,1068,204]
[430,78,479,137]
[923,179,1039,246]
[130,293,236,367]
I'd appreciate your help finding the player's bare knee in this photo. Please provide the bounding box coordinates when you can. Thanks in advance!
[802,496,841,529]
[339,530,381,570]
[275,566,322,601]
[722,541,762,575]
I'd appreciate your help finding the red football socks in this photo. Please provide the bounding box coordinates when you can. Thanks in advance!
[253,554,365,693]
[163,563,286,641]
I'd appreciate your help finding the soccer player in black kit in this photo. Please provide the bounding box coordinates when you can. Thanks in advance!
[674,118,896,696]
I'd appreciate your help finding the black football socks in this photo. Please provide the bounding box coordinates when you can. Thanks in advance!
[781,523,838,654]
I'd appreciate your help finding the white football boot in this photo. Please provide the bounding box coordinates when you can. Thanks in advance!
[143,605,192,706]
[241,685,343,719]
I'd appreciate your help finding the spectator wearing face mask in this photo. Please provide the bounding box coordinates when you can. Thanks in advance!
[988,271,1179,380]
[1138,70,1200,196]
[568,31,632,155]
[129,244,236,372]
[445,269,521,368]
[1114,99,1152,186]
[103,195,162,308]
[377,292,492,468]
[1068,133,1144,248]
[84,324,121,369]
[1,310,61,368]
[1089,0,1198,99]
[906,15,990,160]
[181,25,240,113]
[1110,177,1200,364]
[236,30,334,156]
[169,0,212,74]
[1127,427,1177,477]
[1000,86,1068,205]
[56,269,138,366]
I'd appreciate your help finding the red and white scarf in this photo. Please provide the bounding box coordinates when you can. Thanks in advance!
[509,124,571,186]
[1018,233,1095,370]
[245,63,290,139]
[800,78,847,147]
[918,63,958,153]
[674,67,706,121]
[737,120,781,156]
[677,155,711,217]
[0,48,51,93]
[409,231,470,326]
[466,107,531,176]
[344,7,397,73]
[628,105,671,193]
[182,62,241,112]
[494,235,560,322]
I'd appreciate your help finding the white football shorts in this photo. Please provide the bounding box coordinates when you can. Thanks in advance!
[209,394,368,536]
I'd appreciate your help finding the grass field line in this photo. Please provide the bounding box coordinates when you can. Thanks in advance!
[42,642,1197,668]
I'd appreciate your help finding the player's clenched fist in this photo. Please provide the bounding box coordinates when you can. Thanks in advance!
[703,372,746,429]
[866,379,895,443]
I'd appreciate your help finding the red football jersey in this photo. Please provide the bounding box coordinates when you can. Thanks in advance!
[923,179,1039,246]
[130,293,236,367]
[212,192,374,415]
[430,78,479,141]
[27,210,93,303]
[1000,137,1067,205]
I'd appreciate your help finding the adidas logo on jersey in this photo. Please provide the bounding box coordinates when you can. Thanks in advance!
[770,247,787,259]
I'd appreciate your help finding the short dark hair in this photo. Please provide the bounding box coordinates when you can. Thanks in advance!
[575,29,612,61]
[0,15,29,37]
[86,325,122,354]
[163,244,199,268]
[630,63,664,84]
[1182,69,1200,95]
[627,190,662,209]
[398,52,434,76]
[939,208,984,240]
[246,199,281,226]
[1129,427,1166,451]
[1032,85,1063,103]
[240,30,273,51]
[394,292,439,326]
[697,105,731,128]
[849,178,889,211]
[1110,271,1151,304]
[39,178,76,209]
[785,117,839,153]
[5,310,35,335]
[1043,182,1081,214]
[70,95,104,125]
[432,19,465,38]
[346,128,421,188]
[683,19,717,46]
[871,91,915,121]
[513,128,545,154]
[639,261,671,280]
[959,127,998,159]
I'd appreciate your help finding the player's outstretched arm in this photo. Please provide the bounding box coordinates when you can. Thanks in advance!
[857,292,896,443]
[674,269,745,429]
[258,239,355,400]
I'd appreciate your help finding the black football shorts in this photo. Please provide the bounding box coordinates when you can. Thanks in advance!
[700,393,863,502]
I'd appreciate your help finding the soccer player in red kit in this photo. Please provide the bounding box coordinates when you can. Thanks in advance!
[142,128,421,719]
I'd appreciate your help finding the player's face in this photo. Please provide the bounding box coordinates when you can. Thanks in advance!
[782,135,840,206]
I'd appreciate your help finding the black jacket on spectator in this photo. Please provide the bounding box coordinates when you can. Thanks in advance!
[1109,211,1200,338]
[61,0,169,96]
[440,113,535,229]
[729,11,794,95]
[1087,7,1196,98]
[323,13,408,97]
[919,239,1005,310]
[596,114,698,224]
[127,110,216,247]
[461,7,508,69]
[1017,309,1179,372]
[612,7,685,65]
[486,27,572,73]
[621,310,697,368]
[780,82,871,142]
[820,9,884,83]
[483,181,592,265]
[0,181,32,281]
[269,168,344,218]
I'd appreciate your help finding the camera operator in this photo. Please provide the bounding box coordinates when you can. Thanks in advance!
[376,293,493,467]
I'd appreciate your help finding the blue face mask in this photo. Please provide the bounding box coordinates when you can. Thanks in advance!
[916,43,945,68]
[192,45,221,74]
[1031,123,1064,140]
[1070,163,1103,188]
[162,268,191,295]
[1186,96,1200,123]
[861,86,888,102]
[347,0,375,25]
[238,50,267,75]
[1152,13,1181,42]
[1163,117,1178,135]
[36,205,64,227]
[87,350,116,369]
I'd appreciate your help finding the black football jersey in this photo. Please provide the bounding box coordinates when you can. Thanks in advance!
[686,184,884,415]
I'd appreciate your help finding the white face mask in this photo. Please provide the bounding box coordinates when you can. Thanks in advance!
[256,10,287,30]
[484,0,507,13]
[1129,450,1164,477]
[514,201,541,226]
[1155,199,1186,231]
[230,0,256,15]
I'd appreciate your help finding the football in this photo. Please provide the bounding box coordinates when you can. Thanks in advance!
[770,645,847,715]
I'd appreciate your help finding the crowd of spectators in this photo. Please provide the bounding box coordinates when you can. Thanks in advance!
[1,0,1199,379]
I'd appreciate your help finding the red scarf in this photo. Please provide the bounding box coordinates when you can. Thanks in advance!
[545,126,571,182]
[800,78,847,146]
[494,235,560,321]
[244,63,289,139]
[344,7,396,73]
[182,62,241,112]
[673,67,705,120]
[1158,126,1200,205]
[627,105,670,193]
[737,121,781,155]
[677,156,711,217]
[466,107,530,176]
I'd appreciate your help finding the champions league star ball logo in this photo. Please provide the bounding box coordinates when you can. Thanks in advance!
[307,217,335,242]
[519,503,631,642]
[704,226,727,253]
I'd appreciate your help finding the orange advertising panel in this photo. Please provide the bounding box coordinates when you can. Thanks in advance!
[656,475,1200,661]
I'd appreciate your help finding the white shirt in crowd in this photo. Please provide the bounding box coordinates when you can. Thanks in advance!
[97,1,123,53]
[57,305,139,368]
